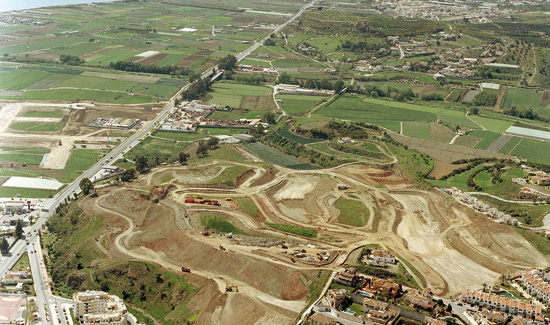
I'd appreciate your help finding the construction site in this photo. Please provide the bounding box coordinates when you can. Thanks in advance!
[0,100,152,173]
[76,145,549,324]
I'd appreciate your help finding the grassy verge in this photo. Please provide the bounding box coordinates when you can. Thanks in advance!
[200,214,247,234]
[0,187,58,198]
[265,223,317,238]
[235,198,260,218]
[513,228,550,256]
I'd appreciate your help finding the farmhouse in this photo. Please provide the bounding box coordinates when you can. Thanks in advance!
[371,250,397,264]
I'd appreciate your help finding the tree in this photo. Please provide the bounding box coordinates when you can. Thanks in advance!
[135,156,148,173]
[178,152,190,164]
[207,137,219,149]
[79,178,94,195]
[196,142,208,157]
[262,112,276,124]
[278,72,292,84]
[333,80,345,93]
[470,107,479,115]
[0,238,8,255]
[15,219,23,239]
[188,72,201,83]
[217,55,237,71]
[120,168,136,182]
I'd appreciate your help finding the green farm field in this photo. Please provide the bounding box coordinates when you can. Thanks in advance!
[502,88,543,110]
[277,95,327,116]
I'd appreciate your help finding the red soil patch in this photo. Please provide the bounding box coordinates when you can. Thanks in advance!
[138,53,168,65]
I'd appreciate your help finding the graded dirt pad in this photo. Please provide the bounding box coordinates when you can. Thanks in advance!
[429,161,467,179]
[75,155,550,323]
[391,133,513,163]
[274,175,319,201]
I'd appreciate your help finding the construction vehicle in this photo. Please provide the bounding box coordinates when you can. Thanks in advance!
[281,243,288,249]
[317,253,323,261]
[226,285,239,292]
[290,257,296,263]
[219,245,226,251]
[181,267,191,273]
[59,140,62,146]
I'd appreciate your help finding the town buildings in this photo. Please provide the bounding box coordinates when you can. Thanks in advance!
[460,289,544,322]
[73,291,128,325]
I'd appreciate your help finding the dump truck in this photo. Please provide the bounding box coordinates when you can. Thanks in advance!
[181,267,191,273]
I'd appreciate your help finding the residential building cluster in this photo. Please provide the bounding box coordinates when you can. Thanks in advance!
[0,14,53,25]
[370,0,518,22]
[460,289,545,323]
[73,290,128,325]
[521,269,550,304]
[162,100,266,132]
[310,268,450,325]
[237,64,277,75]
[313,288,400,325]
[442,187,519,225]
[524,167,550,187]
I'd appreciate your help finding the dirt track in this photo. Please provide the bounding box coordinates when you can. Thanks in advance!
[79,149,550,324]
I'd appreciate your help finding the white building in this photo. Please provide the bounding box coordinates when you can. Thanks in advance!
[372,250,397,264]
[73,291,127,325]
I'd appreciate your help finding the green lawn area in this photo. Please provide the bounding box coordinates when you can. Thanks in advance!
[0,147,49,165]
[0,187,58,198]
[241,142,319,170]
[511,138,550,163]
[334,197,369,227]
[23,109,65,118]
[384,142,433,181]
[402,121,431,140]
[277,95,327,116]
[502,88,543,110]
[200,214,247,234]
[265,223,317,238]
[428,164,487,190]
[59,149,104,183]
[468,115,514,133]
[347,303,366,316]
[10,122,64,132]
[468,130,501,149]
